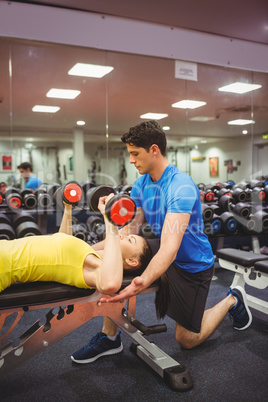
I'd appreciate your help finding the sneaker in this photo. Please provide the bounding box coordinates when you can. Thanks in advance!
[71,331,123,364]
[227,286,252,330]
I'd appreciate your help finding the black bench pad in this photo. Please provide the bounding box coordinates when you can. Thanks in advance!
[254,260,268,274]
[0,277,160,310]
[216,248,268,267]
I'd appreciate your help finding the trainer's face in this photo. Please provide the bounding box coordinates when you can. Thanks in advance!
[126,144,153,175]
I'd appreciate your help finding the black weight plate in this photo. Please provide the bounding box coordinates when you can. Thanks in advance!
[87,186,116,212]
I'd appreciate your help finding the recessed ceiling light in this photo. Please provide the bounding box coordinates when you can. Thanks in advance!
[228,119,255,125]
[46,88,81,99]
[189,116,215,122]
[163,126,170,130]
[68,63,114,78]
[76,120,85,126]
[200,140,207,143]
[218,82,262,94]
[172,100,206,109]
[242,130,248,135]
[140,113,168,120]
[32,105,60,113]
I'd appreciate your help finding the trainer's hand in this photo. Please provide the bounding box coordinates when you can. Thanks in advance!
[99,276,145,303]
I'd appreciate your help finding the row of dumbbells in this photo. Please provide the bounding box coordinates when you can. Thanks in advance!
[198,179,268,204]
[0,185,137,241]
[0,181,133,212]
[199,180,268,236]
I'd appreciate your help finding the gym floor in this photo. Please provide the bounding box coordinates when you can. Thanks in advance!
[0,265,267,401]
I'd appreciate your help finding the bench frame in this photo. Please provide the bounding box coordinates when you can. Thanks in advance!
[0,282,193,392]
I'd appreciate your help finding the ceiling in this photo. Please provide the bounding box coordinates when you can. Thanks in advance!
[0,0,268,147]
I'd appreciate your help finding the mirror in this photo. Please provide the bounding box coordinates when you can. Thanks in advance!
[0,37,267,190]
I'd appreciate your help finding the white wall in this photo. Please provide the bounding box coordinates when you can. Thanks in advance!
[189,137,253,186]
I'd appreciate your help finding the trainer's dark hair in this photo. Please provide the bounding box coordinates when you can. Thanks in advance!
[121,120,167,156]
[17,162,33,171]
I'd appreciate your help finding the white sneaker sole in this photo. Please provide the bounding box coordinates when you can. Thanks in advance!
[71,343,123,364]
[232,286,252,331]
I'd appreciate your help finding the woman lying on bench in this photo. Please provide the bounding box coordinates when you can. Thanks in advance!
[0,194,154,294]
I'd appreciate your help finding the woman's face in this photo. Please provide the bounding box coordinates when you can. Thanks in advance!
[119,234,145,262]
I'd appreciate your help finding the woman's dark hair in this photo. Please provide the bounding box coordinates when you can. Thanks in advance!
[121,120,167,156]
[124,237,153,277]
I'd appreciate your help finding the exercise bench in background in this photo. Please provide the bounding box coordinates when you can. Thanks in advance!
[0,278,193,392]
[216,248,268,315]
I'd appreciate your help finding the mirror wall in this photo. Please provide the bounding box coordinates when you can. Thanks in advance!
[0,37,267,189]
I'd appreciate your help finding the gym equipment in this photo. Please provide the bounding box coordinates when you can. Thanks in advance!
[81,180,96,200]
[0,279,193,392]
[54,181,84,209]
[231,187,247,203]
[0,213,15,240]
[120,185,133,196]
[0,191,4,205]
[251,187,266,202]
[220,211,238,234]
[4,187,22,211]
[34,188,53,209]
[72,222,89,242]
[218,195,250,219]
[12,212,41,238]
[87,185,116,212]
[200,189,214,202]
[88,186,136,227]
[47,183,61,199]
[217,248,268,316]
[20,189,37,210]
[86,215,105,241]
[105,194,136,227]
[202,204,214,222]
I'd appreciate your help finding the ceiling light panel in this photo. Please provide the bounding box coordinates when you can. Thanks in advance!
[46,88,81,99]
[172,100,207,109]
[218,82,262,94]
[140,113,168,120]
[68,63,114,78]
[32,105,60,113]
[227,119,255,125]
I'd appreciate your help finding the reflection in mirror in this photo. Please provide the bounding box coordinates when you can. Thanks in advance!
[0,37,267,192]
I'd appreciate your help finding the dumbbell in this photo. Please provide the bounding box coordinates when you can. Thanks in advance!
[202,204,214,222]
[47,183,61,200]
[220,211,238,234]
[218,195,251,219]
[242,211,268,234]
[88,185,136,227]
[213,188,232,199]
[12,212,42,237]
[54,181,84,209]
[21,189,38,209]
[0,213,16,240]
[5,187,22,211]
[81,180,96,201]
[34,187,53,209]
[87,215,106,241]
[200,188,215,203]
[197,183,206,191]
[0,190,4,205]
[72,221,89,242]
[251,187,266,203]
[231,188,247,203]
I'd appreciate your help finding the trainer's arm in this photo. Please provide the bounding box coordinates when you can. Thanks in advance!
[101,212,190,302]
[59,203,73,235]
[140,212,190,289]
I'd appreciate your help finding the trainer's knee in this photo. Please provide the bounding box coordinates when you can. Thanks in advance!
[175,325,199,349]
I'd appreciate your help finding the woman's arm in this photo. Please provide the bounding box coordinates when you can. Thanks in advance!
[59,203,73,235]
[93,195,123,294]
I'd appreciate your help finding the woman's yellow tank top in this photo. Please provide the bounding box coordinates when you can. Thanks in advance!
[0,233,101,292]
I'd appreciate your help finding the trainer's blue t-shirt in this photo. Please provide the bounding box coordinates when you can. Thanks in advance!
[25,174,43,190]
[131,164,214,273]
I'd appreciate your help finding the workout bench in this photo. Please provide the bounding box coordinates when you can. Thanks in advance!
[216,248,268,315]
[0,278,193,392]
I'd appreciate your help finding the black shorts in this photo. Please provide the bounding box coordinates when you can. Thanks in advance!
[166,263,214,333]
